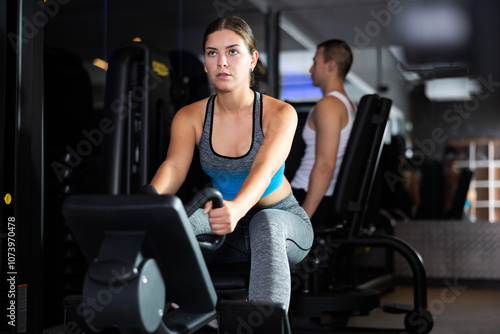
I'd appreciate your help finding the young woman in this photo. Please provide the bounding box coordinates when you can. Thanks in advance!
[150,15,313,309]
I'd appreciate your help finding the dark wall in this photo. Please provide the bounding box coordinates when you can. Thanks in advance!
[409,84,500,159]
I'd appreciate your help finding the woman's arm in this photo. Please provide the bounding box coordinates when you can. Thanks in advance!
[150,106,198,195]
[239,100,297,204]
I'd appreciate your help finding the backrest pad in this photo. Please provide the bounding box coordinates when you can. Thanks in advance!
[331,94,392,235]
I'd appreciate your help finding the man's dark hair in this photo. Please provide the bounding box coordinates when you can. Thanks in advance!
[317,39,353,79]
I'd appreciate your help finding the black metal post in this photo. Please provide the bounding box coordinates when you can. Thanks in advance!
[265,9,280,98]
[1,0,45,331]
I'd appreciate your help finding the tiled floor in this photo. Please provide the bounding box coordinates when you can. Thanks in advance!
[47,284,500,334]
[194,284,500,333]
[345,285,500,334]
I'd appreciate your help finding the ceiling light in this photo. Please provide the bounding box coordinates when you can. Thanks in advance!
[425,77,480,102]
[93,58,108,71]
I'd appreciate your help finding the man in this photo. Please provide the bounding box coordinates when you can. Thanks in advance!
[291,39,356,224]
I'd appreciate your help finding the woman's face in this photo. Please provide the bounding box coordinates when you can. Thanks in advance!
[204,29,257,92]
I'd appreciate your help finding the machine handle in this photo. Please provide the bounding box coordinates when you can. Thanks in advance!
[184,188,226,251]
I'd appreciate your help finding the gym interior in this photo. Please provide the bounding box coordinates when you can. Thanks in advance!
[1,0,500,333]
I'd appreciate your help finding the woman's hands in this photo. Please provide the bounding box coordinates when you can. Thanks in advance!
[203,200,244,235]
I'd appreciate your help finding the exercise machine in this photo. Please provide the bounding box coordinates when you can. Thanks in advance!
[62,188,223,333]
[100,42,210,198]
[289,94,434,334]
[62,187,290,334]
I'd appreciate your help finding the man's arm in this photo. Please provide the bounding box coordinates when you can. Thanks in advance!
[301,96,347,218]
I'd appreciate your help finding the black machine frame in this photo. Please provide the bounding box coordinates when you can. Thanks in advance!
[289,94,433,334]
[62,194,218,334]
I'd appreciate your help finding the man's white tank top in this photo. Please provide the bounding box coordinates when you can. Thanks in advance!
[291,91,356,196]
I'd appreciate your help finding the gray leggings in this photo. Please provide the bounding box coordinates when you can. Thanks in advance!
[189,192,313,309]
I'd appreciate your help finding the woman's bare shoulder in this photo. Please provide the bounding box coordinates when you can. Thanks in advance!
[261,93,296,115]
[260,93,297,134]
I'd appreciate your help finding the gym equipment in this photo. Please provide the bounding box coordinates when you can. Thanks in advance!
[167,50,211,109]
[99,42,210,206]
[100,41,175,195]
[43,42,211,327]
[63,41,293,333]
[205,94,432,333]
[43,47,100,327]
[62,188,224,333]
[62,186,290,333]
[289,94,433,333]
[217,300,291,334]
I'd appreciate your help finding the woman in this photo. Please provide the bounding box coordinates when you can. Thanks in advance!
[149,16,313,309]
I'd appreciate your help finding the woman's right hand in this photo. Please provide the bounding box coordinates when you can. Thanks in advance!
[204,200,243,235]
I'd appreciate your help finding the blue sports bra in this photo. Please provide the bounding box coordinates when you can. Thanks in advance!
[198,91,285,200]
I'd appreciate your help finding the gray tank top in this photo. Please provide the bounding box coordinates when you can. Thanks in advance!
[199,90,285,200]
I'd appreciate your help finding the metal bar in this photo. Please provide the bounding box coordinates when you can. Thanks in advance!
[265,9,280,98]
[331,235,428,310]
